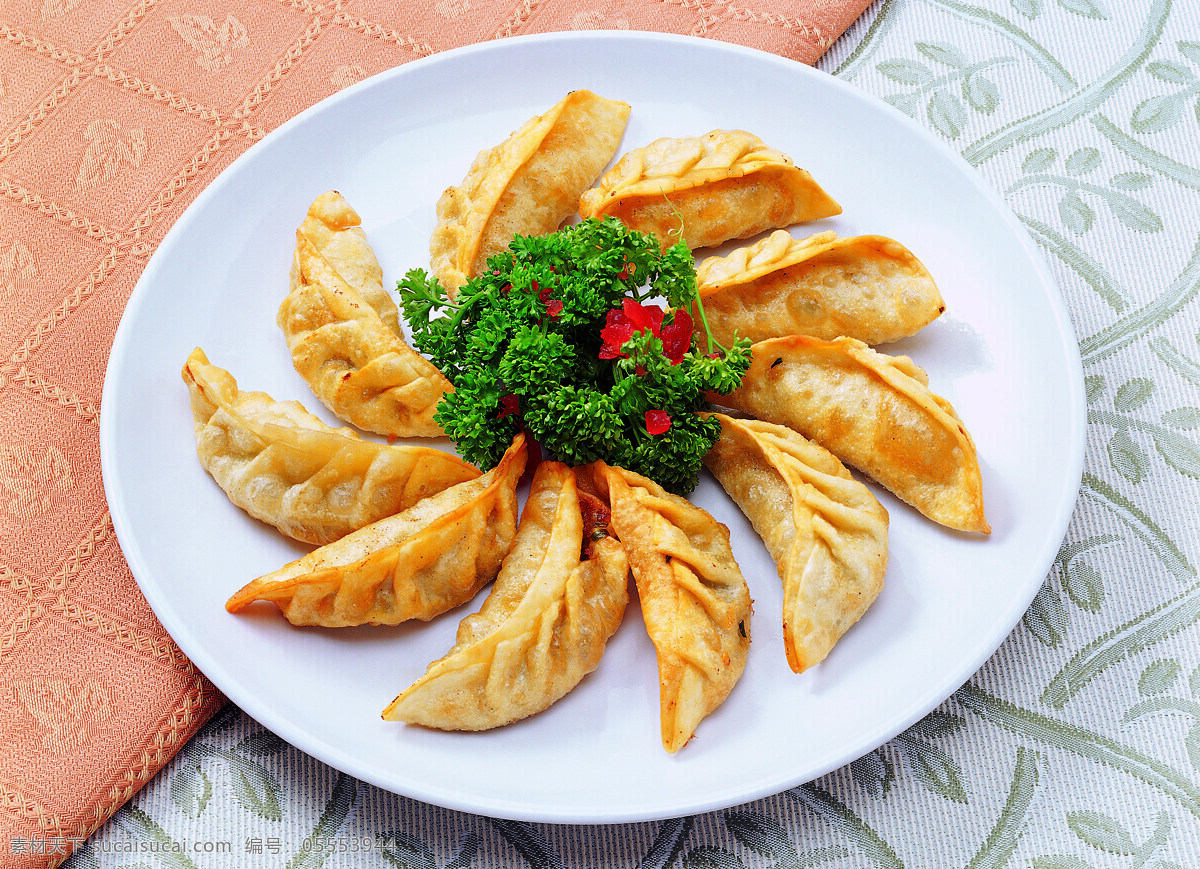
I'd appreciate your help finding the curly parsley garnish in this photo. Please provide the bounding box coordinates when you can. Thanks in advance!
[397,217,750,494]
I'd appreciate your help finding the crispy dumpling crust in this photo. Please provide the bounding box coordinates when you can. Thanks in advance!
[280,191,452,438]
[183,348,479,545]
[293,187,403,338]
[224,435,527,626]
[717,335,989,534]
[383,462,630,730]
[694,230,945,346]
[703,413,888,673]
[578,129,841,250]
[586,461,752,753]
[430,90,631,297]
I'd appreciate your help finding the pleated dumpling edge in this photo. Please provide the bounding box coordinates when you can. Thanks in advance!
[703,413,888,674]
[382,461,630,730]
[224,434,527,627]
[183,347,479,546]
[587,460,753,753]
[717,335,989,535]
[279,190,452,439]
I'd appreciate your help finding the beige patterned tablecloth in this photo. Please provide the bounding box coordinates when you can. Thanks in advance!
[2,0,1199,866]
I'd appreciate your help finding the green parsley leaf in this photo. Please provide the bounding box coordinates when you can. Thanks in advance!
[395,216,749,493]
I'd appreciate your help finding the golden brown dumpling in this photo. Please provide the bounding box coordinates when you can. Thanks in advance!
[225,435,526,626]
[280,191,452,438]
[587,462,752,753]
[716,335,989,534]
[183,347,478,545]
[430,90,631,297]
[703,413,888,673]
[383,462,629,729]
[694,230,945,346]
[291,187,403,338]
[578,129,841,250]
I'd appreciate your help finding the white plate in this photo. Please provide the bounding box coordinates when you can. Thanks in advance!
[100,32,1084,823]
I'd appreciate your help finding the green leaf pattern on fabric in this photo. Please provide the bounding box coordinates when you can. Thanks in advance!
[69,0,1200,865]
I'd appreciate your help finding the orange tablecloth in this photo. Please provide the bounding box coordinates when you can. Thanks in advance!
[0,1,870,865]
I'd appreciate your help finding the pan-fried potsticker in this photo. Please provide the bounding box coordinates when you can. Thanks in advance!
[225,435,527,626]
[280,191,452,438]
[694,230,945,347]
[183,348,479,545]
[716,335,989,534]
[383,462,629,729]
[578,129,840,250]
[704,413,888,673]
[585,461,752,753]
[430,90,631,298]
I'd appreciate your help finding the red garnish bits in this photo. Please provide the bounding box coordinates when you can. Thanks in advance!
[598,299,692,363]
[598,309,635,360]
[658,309,693,364]
[595,298,691,438]
[536,281,563,319]
[497,393,520,419]
[645,409,672,435]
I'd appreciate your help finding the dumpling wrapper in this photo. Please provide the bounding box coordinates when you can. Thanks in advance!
[716,335,989,534]
[280,191,452,438]
[290,187,402,339]
[586,462,752,753]
[703,413,888,673]
[694,230,945,346]
[225,435,527,626]
[383,462,629,730]
[430,89,631,297]
[183,347,479,545]
[578,129,841,250]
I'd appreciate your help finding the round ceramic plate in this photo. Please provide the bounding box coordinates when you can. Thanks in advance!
[100,32,1085,823]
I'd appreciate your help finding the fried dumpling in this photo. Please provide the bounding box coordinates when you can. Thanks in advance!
[587,462,752,753]
[383,462,629,729]
[292,187,403,338]
[578,129,841,250]
[703,413,888,673]
[716,335,989,534]
[430,90,631,297]
[280,191,452,438]
[225,435,526,626]
[183,347,479,545]
[694,230,945,346]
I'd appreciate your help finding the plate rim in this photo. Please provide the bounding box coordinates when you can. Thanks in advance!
[100,29,1087,823]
